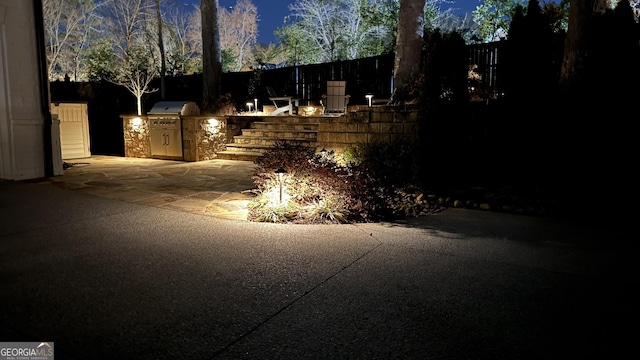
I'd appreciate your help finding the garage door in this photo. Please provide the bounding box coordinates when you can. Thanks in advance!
[50,102,91,160]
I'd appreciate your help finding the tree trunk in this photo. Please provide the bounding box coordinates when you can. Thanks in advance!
[201,0,222,109]
[155,0,166,100]
[393,0,426,92]
[556,0,618,204]
[558,0,608,88]
[137,95,143,116]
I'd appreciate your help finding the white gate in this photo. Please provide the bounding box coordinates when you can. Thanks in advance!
[50,102,91,160]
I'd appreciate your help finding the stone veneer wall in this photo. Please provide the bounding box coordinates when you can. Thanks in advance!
[123,115,254,161]
[182,117,223,161]
[315,105,419,153]
[122,116,151,158]
[181,116,251,161]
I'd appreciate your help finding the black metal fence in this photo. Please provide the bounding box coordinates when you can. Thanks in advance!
[223,53,395,107]
[222,41,513,107]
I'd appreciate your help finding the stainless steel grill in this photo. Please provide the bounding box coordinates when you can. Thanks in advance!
[148,101,200,117]
[147,101,199,160]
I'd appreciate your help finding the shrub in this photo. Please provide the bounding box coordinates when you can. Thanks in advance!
[247,190,298,223]
[339,139,425,221]
[247,139,434,224]
[300,194,350,224]
[248,140,356,224]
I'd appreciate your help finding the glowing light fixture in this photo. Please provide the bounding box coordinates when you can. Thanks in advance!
[305,106,315,116]
[131,117,142,127]
[275,168,287,203]
[365,94,374,107]
[206,118,220,133]
[246,102,253,112]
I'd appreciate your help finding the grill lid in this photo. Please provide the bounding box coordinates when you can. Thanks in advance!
[148,101,200,116]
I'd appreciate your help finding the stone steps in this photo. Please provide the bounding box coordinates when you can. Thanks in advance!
[216,118,320,161]
[251,122,319,131]
[236,130,318,141]
[214,149,265,161]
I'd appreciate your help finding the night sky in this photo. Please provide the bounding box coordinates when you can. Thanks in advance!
[186,0,485,44]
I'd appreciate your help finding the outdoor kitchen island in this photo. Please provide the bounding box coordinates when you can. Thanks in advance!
[122,101,252,162]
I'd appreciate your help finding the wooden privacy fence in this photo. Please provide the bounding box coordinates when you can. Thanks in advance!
[468,41,505,96]
[467,37,564,98]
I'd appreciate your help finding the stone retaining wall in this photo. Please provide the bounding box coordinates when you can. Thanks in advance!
[316,105,419,153]
[122,105,419,161]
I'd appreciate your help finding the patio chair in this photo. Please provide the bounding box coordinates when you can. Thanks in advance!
[267,86,296,116]
[321,81,350,114]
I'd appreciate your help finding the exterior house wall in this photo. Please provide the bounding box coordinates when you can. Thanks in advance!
[0,1,48,180]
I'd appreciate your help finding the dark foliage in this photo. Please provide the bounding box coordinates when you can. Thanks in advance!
[422,29,470,105]
[345,139,425,221]
[417,29,476,193]
[248,140,435,224]
[504,0,557,103]
[249,140,359,223]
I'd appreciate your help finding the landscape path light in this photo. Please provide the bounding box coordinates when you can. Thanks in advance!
[366,94,374,107]
[275,168,287,203]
